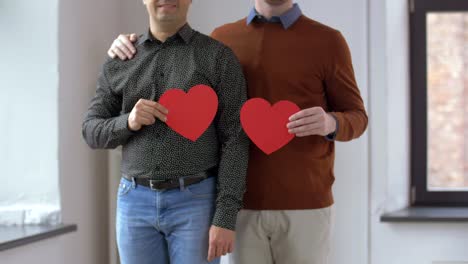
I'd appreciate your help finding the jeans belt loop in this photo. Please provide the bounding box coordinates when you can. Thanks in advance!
[149,179,158,191]
[179,177,185,191]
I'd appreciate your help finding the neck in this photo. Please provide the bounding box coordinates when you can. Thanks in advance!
[255,1,294,19]
[149,19,186,42]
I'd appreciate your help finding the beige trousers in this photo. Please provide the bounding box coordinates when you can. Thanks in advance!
[229,206,334,264]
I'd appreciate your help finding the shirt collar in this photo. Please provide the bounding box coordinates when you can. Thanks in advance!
[138,23,194,45]
[246,3,302,29]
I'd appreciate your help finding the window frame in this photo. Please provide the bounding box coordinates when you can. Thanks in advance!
[410,0,468,206]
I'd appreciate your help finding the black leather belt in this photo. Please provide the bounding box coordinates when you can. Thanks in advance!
[123,167,217,191]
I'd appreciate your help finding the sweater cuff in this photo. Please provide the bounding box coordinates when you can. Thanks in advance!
[325,113,339,141]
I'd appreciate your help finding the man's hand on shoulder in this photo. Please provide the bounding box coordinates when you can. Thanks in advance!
[108,33,138,60]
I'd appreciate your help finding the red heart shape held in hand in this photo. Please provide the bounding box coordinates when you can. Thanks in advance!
[241,98,300,155]
[159,84,218,142]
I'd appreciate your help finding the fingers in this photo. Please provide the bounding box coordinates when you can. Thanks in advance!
[140,107,166,122]
[117,34,136,57]
[154,103,169,115]
[207,226,235,261]
[145,108,166,122]
[287,110,327,135]
[208,242,227,261]
[133,104,156,123]
[108,49,116,59]
[226,243,234,254]
[288,123,321,134]
[208,228,221,262]
[207,243,216,262]
[139,104,164,120]
[215,244,223,259]
[228,242,234,253]
[129,33,138,42]
[112,45,128,61]
[222,243,230,256]
[128,111,154,131]
[110,34,137,60]
[136,109,157,123]
[287,115,318,129]
[296,129,321,137]
[135,115,155,126]
[143,100,169,115]
[116,40,134,59]
[289,107,322,121]
[139,100,168,122]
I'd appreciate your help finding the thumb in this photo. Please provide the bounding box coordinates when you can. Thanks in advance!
[129,34,137,42]
[207,242,215,262]
[207,227,215,261]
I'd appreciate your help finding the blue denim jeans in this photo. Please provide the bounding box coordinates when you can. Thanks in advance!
[116,176,220,264]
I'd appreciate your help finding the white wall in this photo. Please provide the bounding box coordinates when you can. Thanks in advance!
[119,0,148,34]
[0,0,60,224]
[369,0,468,264]
[57,0,123,262]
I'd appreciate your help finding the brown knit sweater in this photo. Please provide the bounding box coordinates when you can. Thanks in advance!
[211,15,368,210]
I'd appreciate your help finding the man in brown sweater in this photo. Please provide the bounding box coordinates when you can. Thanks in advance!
[108,0,367,263]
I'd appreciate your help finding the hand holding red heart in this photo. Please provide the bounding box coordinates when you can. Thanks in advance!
[287,107,337,137]
[159,85,218,142]
[240,99,299,155]
[128,99,169,132]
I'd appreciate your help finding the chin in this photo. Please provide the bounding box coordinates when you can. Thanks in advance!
[156,12,177,20]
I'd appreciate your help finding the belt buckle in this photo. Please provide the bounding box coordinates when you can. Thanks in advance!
[149,179,164,191]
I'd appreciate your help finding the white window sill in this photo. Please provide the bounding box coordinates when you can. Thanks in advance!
[381,206,468,222]
[0,224,77,251]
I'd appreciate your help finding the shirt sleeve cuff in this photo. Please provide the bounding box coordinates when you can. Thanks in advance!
[211,207,239,231]
[114,113,136,138]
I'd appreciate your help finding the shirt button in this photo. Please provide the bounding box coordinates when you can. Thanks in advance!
[155,166,161,171]
[160,72,164,77]
[155,133,161,138]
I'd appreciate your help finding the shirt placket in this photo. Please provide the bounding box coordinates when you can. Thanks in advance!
[150,43,168,176]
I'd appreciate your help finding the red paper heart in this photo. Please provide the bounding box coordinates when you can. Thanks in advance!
[241,98,300,155]
[159,84,218,142]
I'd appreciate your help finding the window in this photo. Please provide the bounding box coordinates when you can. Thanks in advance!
[410,0,468,205]
[0,1,61,225]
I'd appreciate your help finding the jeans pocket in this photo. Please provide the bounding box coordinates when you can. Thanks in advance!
[185,177,216,199]
[118,178,132,196]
